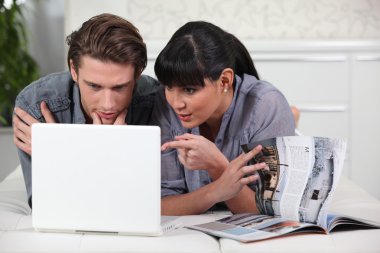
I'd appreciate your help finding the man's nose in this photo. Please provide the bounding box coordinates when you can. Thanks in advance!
[102,90,116,110]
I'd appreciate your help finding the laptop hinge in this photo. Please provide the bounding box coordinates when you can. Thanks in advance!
[75,230,118,235]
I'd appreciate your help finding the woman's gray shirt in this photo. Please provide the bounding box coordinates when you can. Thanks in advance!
[152,74,295,200]
[15,71,160,207]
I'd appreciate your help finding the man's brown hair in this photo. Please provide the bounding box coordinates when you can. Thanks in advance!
[66,13,147,79]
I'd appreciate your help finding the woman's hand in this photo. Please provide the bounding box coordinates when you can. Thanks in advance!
[161,133,229,173]
[13,101,55,155]
[212,145,266,203]
[160,143,266,215]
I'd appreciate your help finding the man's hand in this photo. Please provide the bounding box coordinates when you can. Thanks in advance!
[161,133,229,174]
[13,101,55,155]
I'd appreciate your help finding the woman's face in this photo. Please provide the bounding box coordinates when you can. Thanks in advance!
[165,78,231,129]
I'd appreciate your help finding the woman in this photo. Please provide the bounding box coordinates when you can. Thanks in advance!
[153,21,295,215]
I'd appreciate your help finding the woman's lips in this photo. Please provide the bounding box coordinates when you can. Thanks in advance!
[178,113,191,122]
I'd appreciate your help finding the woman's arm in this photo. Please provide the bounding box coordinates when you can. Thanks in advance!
[161,145,266,215]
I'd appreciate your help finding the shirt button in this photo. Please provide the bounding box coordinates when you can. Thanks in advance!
[216,139,222,145]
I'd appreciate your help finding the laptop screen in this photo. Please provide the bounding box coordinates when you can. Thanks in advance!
[32,124,161,235]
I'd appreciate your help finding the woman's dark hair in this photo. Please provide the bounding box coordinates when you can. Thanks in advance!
[66,13,147,79]
[154,21,259,87]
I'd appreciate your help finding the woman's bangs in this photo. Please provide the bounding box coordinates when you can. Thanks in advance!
[165,58,205,88]
[155,38,206,88]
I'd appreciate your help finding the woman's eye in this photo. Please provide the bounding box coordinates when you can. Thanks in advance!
[165,86,173,91]
[184,88,196,94]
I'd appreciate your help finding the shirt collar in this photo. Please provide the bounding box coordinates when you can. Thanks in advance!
[72,84,86,123]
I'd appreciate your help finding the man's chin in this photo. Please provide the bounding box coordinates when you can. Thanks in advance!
[100,118,117,125]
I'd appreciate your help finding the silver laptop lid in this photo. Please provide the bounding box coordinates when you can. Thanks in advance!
[32,123,161,235]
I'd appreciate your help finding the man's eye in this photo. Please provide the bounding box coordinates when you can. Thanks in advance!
[114,86,126,91]
[165,86,173,91]
[88,83,100,90]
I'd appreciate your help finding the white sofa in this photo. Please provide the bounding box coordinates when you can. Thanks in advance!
[1,166,380,253]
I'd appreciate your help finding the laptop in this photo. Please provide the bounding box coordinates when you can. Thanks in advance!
[31,123,181,236]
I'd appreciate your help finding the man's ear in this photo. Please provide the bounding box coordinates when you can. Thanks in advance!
[135,68,142,81]
[220,68,234,90]
[69,60,78,83]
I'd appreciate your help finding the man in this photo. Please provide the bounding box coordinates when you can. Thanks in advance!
[12,13,159,208]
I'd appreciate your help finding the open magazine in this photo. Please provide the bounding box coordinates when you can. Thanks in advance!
[188,136,380,242]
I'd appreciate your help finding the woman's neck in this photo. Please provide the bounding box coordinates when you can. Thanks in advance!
[200,89,233,142]
[199,121,220,142]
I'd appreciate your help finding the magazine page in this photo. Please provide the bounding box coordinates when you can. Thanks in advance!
[278,137,316,222]
[242,136,315,221]
[242,136,346,227]
[187,213,326,243]
[188,136,348,242]
[311,137,346,228]
[326,213,380,231]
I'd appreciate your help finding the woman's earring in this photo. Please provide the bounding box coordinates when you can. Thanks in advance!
[223,88,228,93]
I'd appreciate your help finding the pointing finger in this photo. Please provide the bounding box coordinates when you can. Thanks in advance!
[161,139,194,151]
[175,133,202,141]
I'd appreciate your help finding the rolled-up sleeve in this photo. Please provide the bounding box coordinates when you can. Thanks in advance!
[249,90,295,143]
[161,149,187,197]
[152,87,188,198]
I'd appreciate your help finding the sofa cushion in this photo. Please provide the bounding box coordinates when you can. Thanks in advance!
[0,165,222,253]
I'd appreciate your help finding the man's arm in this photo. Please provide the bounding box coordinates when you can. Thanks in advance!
[13,102,55,155]
[13,102,56,208]
[16,147,32,207]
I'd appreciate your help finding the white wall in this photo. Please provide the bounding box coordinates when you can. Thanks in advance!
[24,0,65,76]
[64,0,380,40]
[0,0,65,181]
[63,0,380,199]
[2,0,380,189]
[141,40,380,200]
[21,0,380,74]
[0,129,19,181]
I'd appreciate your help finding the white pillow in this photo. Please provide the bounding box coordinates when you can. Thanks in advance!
[0,165,30,215]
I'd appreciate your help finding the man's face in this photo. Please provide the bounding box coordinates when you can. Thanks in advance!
[70,55,136,124]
